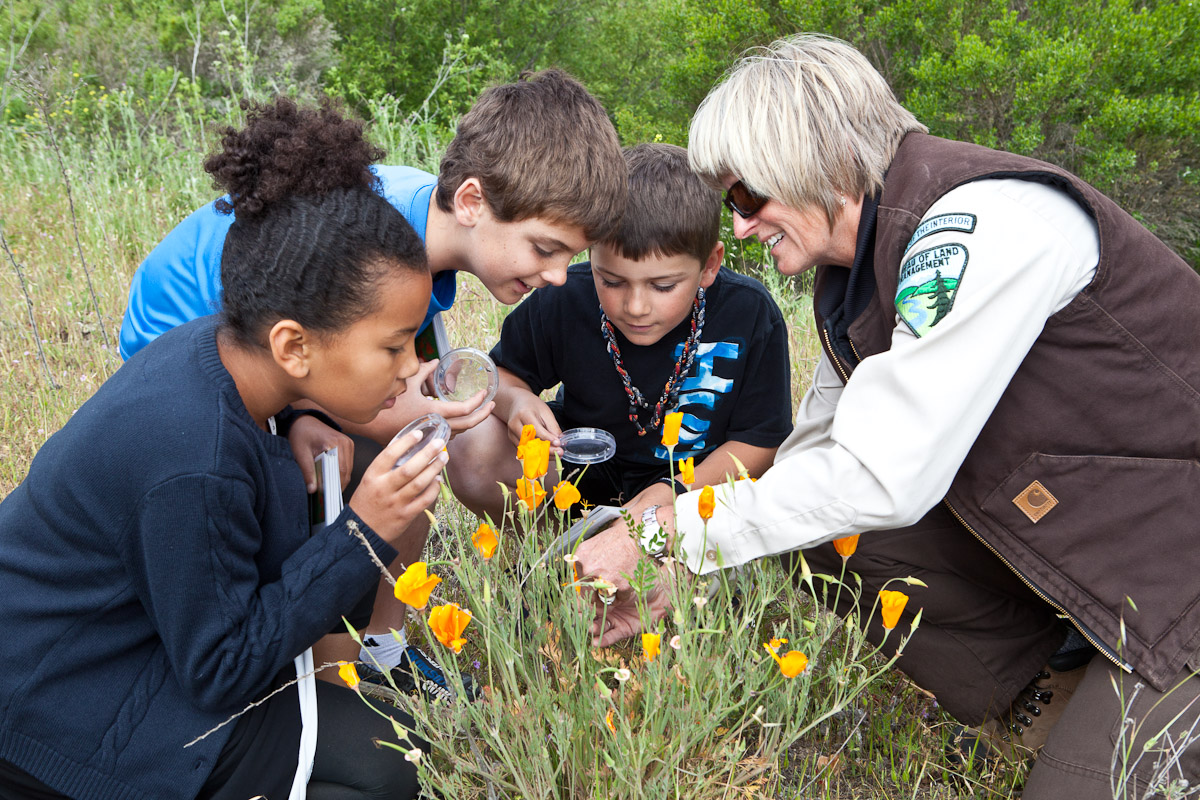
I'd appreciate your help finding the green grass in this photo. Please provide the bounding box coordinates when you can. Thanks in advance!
[0,84,1027,798]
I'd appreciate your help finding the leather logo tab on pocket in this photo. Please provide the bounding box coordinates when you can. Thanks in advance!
[1013,480,1058,523]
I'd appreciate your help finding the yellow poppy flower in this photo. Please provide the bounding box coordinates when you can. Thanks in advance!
[698,485,715,521]
[661,411,683,447]
[552,480,581,511]
[428,603,472,653]
[833,534,860,560]
[516,477,546,509]
[471,522,498,559]
[642,632,661,662]
[393,562,441,610]
[521,437,551,480]
[678,456,695,485]
[764,637,788,653]
[337,661,360,689]
[879,589,910,630]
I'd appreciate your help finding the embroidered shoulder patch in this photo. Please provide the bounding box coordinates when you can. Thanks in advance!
[905,213,977,251]
[895,243,969,337]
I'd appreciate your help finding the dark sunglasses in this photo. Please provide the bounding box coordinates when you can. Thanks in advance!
[723,180,770,219]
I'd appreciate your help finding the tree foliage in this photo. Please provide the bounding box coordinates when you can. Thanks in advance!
[3,0,1198,265]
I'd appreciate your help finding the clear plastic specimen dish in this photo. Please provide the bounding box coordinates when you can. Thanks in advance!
[391,413,450,469]
[558,427,617,464]
[434,347,499,405]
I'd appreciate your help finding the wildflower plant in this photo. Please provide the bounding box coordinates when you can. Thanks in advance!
[338,433,923,799]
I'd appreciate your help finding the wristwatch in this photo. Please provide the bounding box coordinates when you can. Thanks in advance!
[638,505,669,558]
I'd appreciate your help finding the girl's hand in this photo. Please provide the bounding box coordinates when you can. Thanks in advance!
[287,414,354,492]
[348,429,448,543]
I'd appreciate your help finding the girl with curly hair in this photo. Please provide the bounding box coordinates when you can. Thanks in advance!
[0,101,438,799]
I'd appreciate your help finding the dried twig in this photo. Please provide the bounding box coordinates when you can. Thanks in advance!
[346,518,398,587]
[1,225,58,388]
[184,660,340,747]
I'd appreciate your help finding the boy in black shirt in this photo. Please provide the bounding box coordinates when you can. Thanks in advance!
[448,143,792,519]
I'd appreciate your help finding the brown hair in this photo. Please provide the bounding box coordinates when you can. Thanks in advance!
[435,69,626,242]
[601,143,720,265]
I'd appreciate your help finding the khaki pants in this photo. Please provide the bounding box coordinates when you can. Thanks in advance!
[796,505,1200,799]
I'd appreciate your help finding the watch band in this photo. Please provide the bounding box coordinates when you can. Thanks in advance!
[639,504,668,557]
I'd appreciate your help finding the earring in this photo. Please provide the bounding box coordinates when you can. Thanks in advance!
[840,195,847,207]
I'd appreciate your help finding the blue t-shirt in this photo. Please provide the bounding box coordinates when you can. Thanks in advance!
[119,165,456,359]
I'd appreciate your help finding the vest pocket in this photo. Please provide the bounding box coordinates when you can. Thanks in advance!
[981,453,1200,649]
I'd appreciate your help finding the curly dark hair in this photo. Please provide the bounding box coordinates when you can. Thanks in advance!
[206,97,384,218]
[205,97,428,348]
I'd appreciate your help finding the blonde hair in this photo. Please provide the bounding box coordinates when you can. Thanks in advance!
[688,34,926,227]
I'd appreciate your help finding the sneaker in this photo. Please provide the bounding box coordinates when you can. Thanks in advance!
[358,645,475,704]
[953,661,1089,764]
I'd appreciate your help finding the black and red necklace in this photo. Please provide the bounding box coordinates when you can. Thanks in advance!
[599,287,707,436]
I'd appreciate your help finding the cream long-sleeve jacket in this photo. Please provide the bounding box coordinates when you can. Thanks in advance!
[675,178,1100,574]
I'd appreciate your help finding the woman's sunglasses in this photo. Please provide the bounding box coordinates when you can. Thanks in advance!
[723,180,770,219]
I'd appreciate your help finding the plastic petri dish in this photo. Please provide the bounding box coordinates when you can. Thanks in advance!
[390,413,450,469]
[558,427,617,464]
[434,347,499,405]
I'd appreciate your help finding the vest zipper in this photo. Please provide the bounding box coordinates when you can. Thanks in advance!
[821,325,851,382]
[942,499,1131,674]
[847,337,863,364]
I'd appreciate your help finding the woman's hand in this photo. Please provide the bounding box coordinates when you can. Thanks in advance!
[286,414,354,493]
[578,545,677,647]
[348,429,447,544]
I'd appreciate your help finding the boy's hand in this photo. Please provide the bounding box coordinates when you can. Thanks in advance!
[348,430,447,544]
[505,392,563,449]
[287,414,354,493]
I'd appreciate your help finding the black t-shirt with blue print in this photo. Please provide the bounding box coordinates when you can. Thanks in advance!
[490,262,793,469]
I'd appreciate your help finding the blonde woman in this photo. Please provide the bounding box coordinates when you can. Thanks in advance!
[577,33,1200,797]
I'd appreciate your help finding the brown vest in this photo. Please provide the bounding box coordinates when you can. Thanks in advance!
[814,133,1200,691]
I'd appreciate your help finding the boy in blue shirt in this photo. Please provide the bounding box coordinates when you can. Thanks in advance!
[449,144,793,520]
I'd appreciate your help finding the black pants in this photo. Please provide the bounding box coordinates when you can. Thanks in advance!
[0,682,423,800]
[797,504,1200,799]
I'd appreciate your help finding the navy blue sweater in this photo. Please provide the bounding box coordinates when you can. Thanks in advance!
[0,317,398,800]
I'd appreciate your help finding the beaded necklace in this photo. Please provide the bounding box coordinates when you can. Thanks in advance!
[600,287,707,436]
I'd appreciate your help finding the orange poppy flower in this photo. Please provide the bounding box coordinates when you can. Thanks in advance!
[879,589,910,630]
[770,650,808,678]
[521,438,551,480]
[471,522,498,559]
[337,661,360,689]
[661,412,683,447]
[698,485,715,520]
[393,561,441,610]
[605,708,616,735]
[515,423,537,460]
[678,456,695,485]
[428,603,472,653]
[516,477,546,509]
[552,480,581,511]
[833,534,860,560]
[642,633,661,662]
